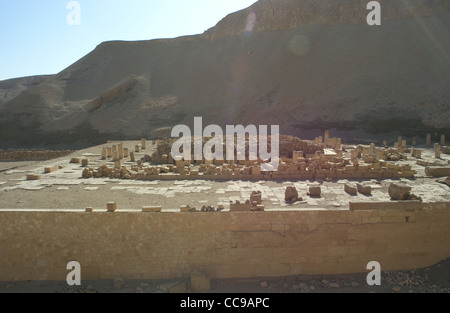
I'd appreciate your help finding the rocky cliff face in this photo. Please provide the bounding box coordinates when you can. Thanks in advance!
[0,0,449,148]
[204,0,450,39]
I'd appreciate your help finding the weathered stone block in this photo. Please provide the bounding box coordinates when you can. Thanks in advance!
[285,186,299,202]
[425,167,450,177]
[27,174,41,180]
[250,191,262,204]
[388,183,411,201]
[142,206,162,213]
[107,202,116,212]
[180,206,191,213]
[357,184,372,195]
[118,143,124,159]
[101,147,107,160]
[230,203,252,212]
[251,205,265,212]
[434,144,441,159]
[44,165,59,173]
[308,186,321,197]
[70,158,81,164]
[345,184,357,195]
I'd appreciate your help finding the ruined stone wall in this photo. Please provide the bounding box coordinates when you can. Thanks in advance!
[0,202,449,282]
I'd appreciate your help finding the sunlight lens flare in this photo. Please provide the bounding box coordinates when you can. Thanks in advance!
[245,11,257,36]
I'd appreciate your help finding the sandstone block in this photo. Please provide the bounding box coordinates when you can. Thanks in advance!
[344,184,357,195]
[27,174,41,180]
[425,167,450,177]
[357,183,372,195]
[118,143,124,159]
[251,205,265,212]
[112,145,118,160]
[142,206,162,213]
[285,186,299,202]
[308,186,321,197]
[251,191,262,204]
[434,144,441,158]
[101,147,107,160]
[230,203,252,212]
[107,202,116,212]
[388,183,411,201]
[82,168,93,178]
[70,158,81,164]
[180,206,191,213]
[44,165,59,173]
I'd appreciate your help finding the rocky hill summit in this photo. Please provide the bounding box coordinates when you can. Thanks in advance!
[204,0,450,39]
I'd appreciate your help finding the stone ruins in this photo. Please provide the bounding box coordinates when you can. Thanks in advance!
[2,130,449,284]
[71,131,450,212]
[82,133,433,182]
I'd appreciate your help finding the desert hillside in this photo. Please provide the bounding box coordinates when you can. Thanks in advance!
[0,0,449,148]
[0,75,52,107]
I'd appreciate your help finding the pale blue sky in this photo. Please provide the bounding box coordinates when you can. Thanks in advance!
[0,0,256,81]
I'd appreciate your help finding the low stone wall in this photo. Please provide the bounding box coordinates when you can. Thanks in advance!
[0,150,72,161]
[0,202,449,282]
